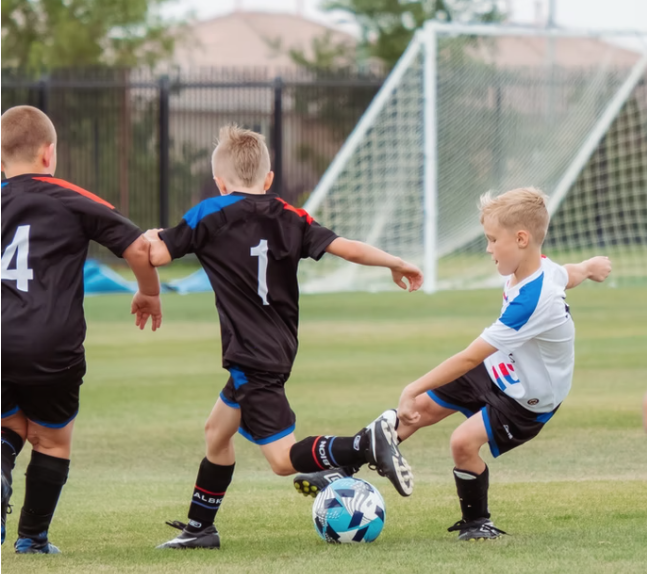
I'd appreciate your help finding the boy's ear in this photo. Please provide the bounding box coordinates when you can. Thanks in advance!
[264,171,274,191]
[516,229,531,248]
[42,143,56,170]
[214,176,228,195]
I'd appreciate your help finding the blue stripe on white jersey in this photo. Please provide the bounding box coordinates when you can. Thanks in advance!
[499,272,544,331]
[183,195,245,229]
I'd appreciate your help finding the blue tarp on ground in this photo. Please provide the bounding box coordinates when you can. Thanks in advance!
[84,259,137,294]
[167,268,211,294]
[83,260,211,295]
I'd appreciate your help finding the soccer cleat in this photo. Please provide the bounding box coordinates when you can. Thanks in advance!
[447,518,507,541]
[364,413,413,497]
[293,466,359,498]
[1,472,12,545]
[156,520,221,549]
[14,531,61,554]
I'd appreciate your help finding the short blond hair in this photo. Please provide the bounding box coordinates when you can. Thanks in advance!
[211,125,271,187]
[1,105,57,166]
[479,187,550,244]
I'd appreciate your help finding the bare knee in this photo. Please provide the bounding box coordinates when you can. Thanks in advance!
[450,430,479,465]
[269,458,294,477]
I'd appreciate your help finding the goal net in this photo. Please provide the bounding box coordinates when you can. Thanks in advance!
[299,22,647,292]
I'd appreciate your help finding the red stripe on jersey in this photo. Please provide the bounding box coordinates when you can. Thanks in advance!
[541,254,547,258]
[33,177,114,209]
[275,197,313,225]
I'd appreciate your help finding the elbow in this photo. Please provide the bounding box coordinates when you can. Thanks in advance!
[124,236,150,265]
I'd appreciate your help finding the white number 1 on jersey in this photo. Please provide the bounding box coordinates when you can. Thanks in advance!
[250,239,269,305]
[1,225,34,292]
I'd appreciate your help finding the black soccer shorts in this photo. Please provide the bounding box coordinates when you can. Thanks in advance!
[426,363,559,457]
[219,365,296,445]
[1,379,82,428]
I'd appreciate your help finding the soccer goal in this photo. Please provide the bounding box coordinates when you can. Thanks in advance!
[299,21,647,293]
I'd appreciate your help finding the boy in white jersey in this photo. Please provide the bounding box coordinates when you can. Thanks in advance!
[294,187,611,540]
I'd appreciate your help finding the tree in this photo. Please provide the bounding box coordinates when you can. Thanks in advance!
[1,0,182,70]
[324,0,504,68]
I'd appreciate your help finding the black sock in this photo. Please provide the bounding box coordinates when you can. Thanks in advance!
[18,451,70,539]
[289,433,368,473]
[1,427,25,487]
[453,465,490,522]
[187,458,234,533]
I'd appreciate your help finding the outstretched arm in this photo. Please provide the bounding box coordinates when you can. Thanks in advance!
[325,237,423,292]
[397,337,497,425]
[122,236,162,331]
[563,256,611,289]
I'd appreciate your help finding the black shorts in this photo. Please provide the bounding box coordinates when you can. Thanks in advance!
[219,365,295,445]
[1,379,82,428]
[427,363,559,458]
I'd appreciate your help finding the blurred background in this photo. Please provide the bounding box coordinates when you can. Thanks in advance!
[2,1,646,288]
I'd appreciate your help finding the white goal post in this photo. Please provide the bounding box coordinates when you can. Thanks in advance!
[300,21,647,293]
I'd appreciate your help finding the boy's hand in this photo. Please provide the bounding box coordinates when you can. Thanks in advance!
[586,256,612,282]
[397,386,421,425]
[392,260,423,292]
[131,291,162,331]
[144,228,163,242]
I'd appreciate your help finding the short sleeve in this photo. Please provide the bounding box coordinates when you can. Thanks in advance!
[302,220,338,260]
[68,194,141,257]
[159,220,200,260]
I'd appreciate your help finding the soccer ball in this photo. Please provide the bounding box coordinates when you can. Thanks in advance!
[312,477,386,543]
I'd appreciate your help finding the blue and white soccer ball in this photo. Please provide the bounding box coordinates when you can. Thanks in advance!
[312,477,386,543]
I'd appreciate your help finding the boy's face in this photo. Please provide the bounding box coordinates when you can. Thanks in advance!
[483,217,529,276]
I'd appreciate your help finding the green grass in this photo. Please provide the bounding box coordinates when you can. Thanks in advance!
[3,287,647,573]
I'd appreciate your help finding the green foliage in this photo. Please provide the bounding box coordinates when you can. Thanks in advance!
[1,0,182,70]
[323,0,504,68]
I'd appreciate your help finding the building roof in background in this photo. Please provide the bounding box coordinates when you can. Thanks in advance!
[172,10,356,71]
[470,36,641,68]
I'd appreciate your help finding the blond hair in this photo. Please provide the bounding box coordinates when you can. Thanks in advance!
[1,105,57,166]
[211,125,271,187]
[479,187,550,244]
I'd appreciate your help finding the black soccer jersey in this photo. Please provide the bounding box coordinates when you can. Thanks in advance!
[159,192,337,373]
[1,173,142,385]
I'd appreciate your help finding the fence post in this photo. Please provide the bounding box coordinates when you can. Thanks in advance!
[159,75,170,228]
[37,77,49,114]
[272,76,283,197]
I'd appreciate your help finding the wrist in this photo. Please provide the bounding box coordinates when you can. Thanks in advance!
[391,257,404,271]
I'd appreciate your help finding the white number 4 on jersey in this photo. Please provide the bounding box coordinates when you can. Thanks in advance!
[1,225,34,292]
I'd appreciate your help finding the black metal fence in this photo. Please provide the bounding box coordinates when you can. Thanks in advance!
[1,68,384,232]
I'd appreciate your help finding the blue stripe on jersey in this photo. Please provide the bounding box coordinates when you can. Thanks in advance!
[1,181,8,188]
[183,195,245,229]
[499,272,544,331]
[219,392,240,409]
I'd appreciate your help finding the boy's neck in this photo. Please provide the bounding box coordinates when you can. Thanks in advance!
[228,187,267,195]
[3,164,51,179]
[511,251,543,286]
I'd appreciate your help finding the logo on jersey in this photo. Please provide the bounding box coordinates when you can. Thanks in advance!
[503,424,514,439]
[527,399,539,406]
[491,362,520,391]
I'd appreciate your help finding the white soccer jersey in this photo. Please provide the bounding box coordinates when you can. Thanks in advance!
[480,257,575,413]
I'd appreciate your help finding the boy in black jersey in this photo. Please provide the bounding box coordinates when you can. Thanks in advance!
[1,106,162,553]
[148,126,423,549]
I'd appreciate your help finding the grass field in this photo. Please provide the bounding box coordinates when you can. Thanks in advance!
[2,286,646,573]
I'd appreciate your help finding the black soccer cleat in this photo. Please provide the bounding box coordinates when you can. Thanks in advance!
[156,520,221,550]
[364,413,413,497]
[448,518,507,541]
[293,466,359,498]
